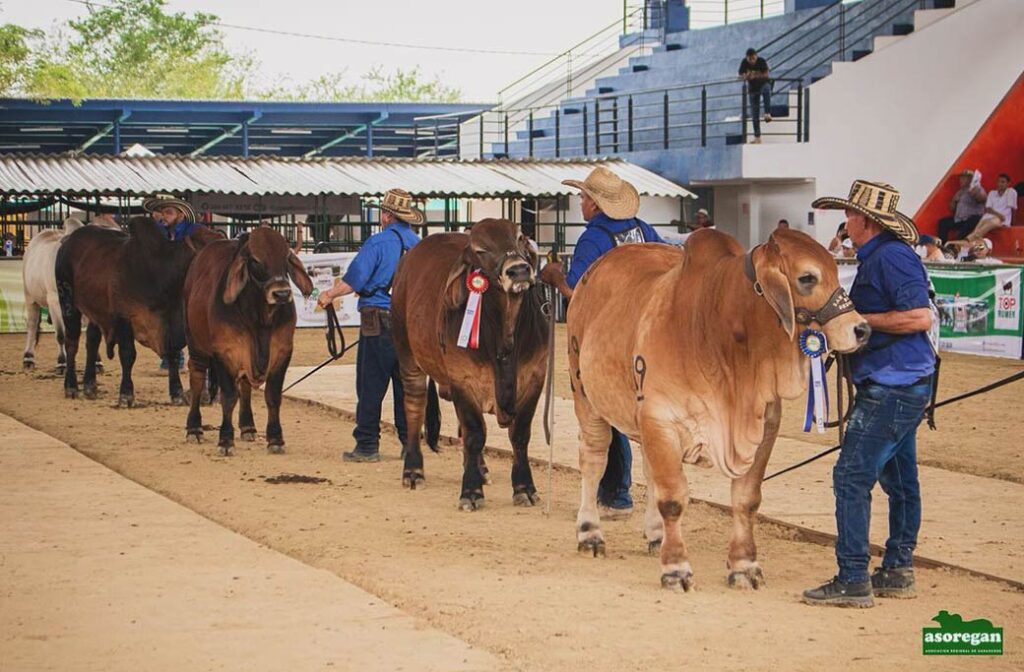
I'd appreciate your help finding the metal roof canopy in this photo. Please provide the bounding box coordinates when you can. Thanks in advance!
[0,154,695,200]
[0,98,487,158]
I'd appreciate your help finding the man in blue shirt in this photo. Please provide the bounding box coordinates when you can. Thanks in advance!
[544,166,665,518]
[317,189,422,463]
[803,180,935,608]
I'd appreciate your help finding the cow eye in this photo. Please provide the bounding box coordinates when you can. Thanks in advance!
[472,247,488,256]
[798,273,817,286]
[247,258,269,281]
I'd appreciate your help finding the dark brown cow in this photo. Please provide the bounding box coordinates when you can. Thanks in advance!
[55,216,221,405]
[391,218,549,510]
[183,228,313,455]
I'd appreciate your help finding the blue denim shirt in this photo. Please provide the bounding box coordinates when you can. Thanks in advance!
[566,213,664,288]
[343,223,420,310]
[849,231,935,386]
[164,220,202,241]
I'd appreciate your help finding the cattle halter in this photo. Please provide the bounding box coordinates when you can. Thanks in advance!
[742,247,856,326]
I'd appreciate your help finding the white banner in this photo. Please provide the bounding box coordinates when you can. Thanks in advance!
[291,252,361,328]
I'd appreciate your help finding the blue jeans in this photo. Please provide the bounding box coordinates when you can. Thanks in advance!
[748,83,772,138]
[353,319,407,454]
[833,380,930,583]
[598,428,633,509]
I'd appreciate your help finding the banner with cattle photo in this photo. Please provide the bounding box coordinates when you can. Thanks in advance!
[291,252,361,328]
[930,266,1023,359]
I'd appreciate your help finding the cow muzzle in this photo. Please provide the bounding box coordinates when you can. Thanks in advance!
[264,279,294,305]
[500,260,535,294]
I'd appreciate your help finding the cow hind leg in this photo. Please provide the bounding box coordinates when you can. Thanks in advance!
[576,400,611,557]
[185,352,209,443]
[640,417,694,592]
[217,372,238,457]
[642,454,665,555]
[509,390,542,506]
[237,377,257,442]
[23,301,40,370]
[264,359,288,454]
[115,320,136,408]
[455,396,487,512]
[58,280,81,399]
[727,400,780,591]
[400,369,429,489]
[82,323,102,399]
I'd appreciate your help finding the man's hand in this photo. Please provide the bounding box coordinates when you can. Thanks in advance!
[317,290,334,309]
[539,262,564,286]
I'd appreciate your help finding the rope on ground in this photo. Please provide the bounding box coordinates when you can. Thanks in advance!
[763,368,1024,482]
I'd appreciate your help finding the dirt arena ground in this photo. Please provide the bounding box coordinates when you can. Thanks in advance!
[2,330,1022,670]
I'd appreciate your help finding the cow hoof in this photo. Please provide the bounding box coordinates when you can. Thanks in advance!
[728,566,765,591]
[170,394,188,407]
[23,358,35,370]
[513,490,541,507]
[186,432,203,444]
[83,385,98,400]
[661,569,695,592]
[64,387,78,399]
[240,428,257,442]
[647,539,662,555]
[402,470,426,490]
[117,394,135,408]
[577,537,606,558]
[267,443,285,455]
[458,494,485,512]
[218,444,234,457]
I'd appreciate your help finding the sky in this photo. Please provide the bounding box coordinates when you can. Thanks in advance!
[2,0,628,102]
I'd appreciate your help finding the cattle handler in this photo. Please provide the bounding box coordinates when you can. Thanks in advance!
[542,166,665,518]
[803,180,935,608]
[317,189,422,463]
[143,194,201,372]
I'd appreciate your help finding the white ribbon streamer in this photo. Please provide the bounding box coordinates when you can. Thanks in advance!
[457,290,481,349]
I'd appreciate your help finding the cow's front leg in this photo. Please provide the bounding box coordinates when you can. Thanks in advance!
[454,392,487,511]
[237,377,257,442]
[115,320,136,407]
[575,397,611,557]
[167,351,187,406]
[640,416,693,592]
[217,373,238,456]
[509,389,541,506]
[23,301,40,370]
[264,359,288,454]
[727,400,779,590]
[82,322,101,399]
[185,352,208,443]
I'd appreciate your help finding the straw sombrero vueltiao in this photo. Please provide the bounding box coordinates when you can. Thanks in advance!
[379,188,425,226]
[143,194,197,222]
[812,180,919,245]
[562,166,640,220]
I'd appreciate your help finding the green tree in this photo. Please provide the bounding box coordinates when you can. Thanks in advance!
[262,66,461,103]
[0,23,39,94]
[27,0,252,100]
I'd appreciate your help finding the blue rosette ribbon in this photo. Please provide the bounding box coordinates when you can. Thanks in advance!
[800,328,830,433]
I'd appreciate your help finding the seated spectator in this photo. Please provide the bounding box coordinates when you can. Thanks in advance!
[944,237,1000,264]
[968,173,1017,241]
[678,208,715,244]
[916,234,947,262]
[828,221,847,254]
[837,237,856,259]
[937,169,986,242]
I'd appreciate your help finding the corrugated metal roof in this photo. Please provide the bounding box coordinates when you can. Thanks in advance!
[0,155,694,199]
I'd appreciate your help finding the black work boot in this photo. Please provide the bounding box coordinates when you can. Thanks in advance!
[802,577,874,608]
[343,449,381,463]
[871,567,916,598]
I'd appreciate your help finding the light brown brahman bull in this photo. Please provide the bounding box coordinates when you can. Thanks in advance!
[566,228,870,591]
[391,218,549,510]
[183,228,313,455]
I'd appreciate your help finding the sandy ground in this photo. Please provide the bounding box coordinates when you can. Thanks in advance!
[2,331,1023,671]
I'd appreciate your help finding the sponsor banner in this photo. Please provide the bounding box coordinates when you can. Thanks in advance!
[188,194,360,217]
[931,266,1022,359]
[0,260,30,333]
[291,252,361,328]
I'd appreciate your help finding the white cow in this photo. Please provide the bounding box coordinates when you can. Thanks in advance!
[22,216,118,371]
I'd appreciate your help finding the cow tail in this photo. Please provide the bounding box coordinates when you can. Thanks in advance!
[425,378,441,453]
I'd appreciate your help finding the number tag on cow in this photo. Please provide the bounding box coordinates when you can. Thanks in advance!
[457,271,489,349]
[800,329,830,434]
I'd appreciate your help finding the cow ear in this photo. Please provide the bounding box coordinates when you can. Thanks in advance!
[753,241,796,339]
[287,251,314,297]
[520,232,540,270]
[444,250,471,309]
[223,251,249,304]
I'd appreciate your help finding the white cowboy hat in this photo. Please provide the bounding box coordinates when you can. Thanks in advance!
[562,166,640,220]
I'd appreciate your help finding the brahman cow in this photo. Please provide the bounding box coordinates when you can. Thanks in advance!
[22,217,84,372]
[56,216,220,405]
[391,218,548,510]
[183,228,313,455]
[567,229,869,590]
